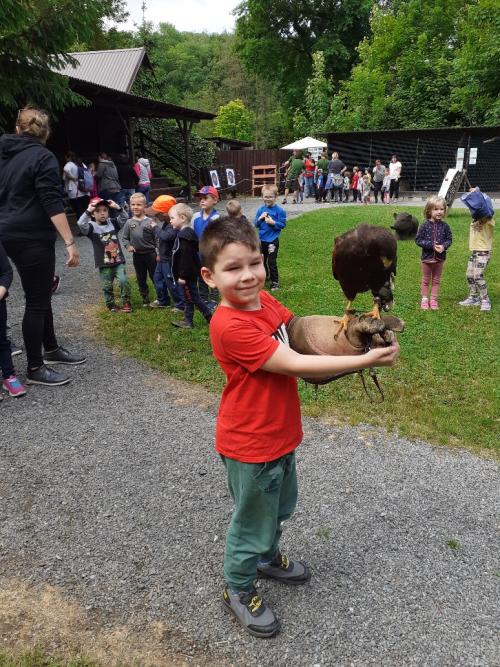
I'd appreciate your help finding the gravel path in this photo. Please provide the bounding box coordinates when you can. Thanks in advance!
[0,230,498,666]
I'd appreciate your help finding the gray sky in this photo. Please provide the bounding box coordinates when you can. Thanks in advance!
[122,0,238,33]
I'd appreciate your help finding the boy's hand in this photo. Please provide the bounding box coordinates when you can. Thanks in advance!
[265,215,275,225]
[0,286,7,301]
[177,278,186,285]
[366,342,400,368]
[87,203,96,215]
[434,244,444,253]
[108,200,121,210]
[258,212,267,221]
[127,245,135,253]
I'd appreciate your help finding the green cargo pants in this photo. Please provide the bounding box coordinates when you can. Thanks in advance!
[221,451,298,592]
[99,263,131,307]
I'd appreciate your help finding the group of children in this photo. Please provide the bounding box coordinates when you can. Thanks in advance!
[74,185,261,329]
[289,156,394,206]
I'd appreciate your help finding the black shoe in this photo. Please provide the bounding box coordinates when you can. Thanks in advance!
[171,319,193,329]
[26,364,71,386]
[222,587,281,638]
[107,303,119,312]
[44,346,86,366]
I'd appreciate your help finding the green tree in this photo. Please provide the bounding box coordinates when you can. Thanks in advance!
[292,51,334,137]
[234,0,374,109]
[329,0,499,131]
[214,99,256,142]
[0,0,128,129]
[449,0,500,125]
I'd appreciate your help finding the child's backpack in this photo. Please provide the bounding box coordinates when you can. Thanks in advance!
[332,173,343,188]
[78,164,94,193]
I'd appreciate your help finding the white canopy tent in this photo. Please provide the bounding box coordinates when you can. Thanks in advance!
[281,136,327,151]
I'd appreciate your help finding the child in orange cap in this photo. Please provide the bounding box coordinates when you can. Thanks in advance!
[147,196,185,311]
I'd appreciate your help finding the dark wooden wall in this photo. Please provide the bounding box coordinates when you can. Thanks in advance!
[326,127,500,193]
[214,149,292,194]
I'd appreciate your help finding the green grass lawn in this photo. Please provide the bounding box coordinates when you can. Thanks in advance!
[95,205,499,456]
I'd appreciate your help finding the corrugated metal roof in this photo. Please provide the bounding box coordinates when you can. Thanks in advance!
[57,47,146,94]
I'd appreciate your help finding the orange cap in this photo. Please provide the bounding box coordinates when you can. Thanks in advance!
[145,195,177,216]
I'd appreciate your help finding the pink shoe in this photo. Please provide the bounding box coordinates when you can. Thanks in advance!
[2,375,27,397]
[430,299,439,310]
[420,297,429,310]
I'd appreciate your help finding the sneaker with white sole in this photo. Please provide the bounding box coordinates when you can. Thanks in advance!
[458,296,480,307]
[43,346,86,366]
[26,365,70,386]
[480,298,491,312]
[2,375,27,397]
[222,587,281,638]
[149,300,168,309]
[257,552,311,585]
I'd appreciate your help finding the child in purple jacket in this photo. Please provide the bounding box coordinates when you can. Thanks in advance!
[415,196,452,310]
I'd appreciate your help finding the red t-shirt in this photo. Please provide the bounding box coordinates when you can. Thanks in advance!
[304,158,315,178]
[209,290,303,463]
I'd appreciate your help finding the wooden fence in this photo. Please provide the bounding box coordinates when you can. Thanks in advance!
[214,149,292,195]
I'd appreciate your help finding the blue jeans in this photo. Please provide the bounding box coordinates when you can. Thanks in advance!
[153,261,184,309]
[136,184,151,206]
[304,177,315,197]
[181,280,212,324]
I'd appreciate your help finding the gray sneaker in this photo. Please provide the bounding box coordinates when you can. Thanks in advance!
[44,346,86,366]
[222,587,281,638]
[26,364,71,386]
[171,319,193,329]
[257,552,311,585]
[458,296,480,307]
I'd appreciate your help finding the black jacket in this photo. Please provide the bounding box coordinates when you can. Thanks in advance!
[116,157,139,189]
[0,240,13,294]
[153,222,178,262]
[171,226,201,281]
[0,133,65,242]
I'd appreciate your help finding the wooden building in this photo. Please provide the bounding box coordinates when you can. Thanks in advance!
[48,47,214,198]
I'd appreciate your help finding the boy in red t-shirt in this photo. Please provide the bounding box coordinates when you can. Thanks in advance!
[199,219,399,638]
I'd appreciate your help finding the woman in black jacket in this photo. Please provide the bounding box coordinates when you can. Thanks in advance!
[0,106,85,386]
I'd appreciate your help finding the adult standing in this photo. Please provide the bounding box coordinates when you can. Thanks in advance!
[134,156,152,205]
[303,153,316,199]
[96,152,121,203]
[389,154,402,202]
[0,107,85,386]
[315,151,330,202]
[372,159,386,203]
[63,152,89,219]
[282,150,304,204]
[115,154,139,213]
[328,151,346,203]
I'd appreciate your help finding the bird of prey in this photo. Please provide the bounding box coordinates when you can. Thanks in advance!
[332,223,397,335]
[391,212,419,240]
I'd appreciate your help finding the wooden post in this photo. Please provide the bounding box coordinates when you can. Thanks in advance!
[177,119,194,202]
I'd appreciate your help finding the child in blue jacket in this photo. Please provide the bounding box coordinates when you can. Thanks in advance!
[254,185,287,291]
[415,196,452,310]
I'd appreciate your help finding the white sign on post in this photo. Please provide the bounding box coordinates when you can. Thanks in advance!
[456,147,465,170]
[469,147,478,165]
